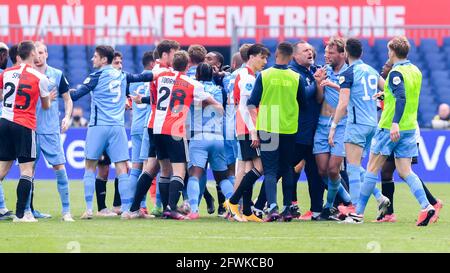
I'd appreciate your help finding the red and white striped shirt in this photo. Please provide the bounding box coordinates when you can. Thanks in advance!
[148,70,211,137]
[148,60,172,129]
[0,63,49,130]
[233,66,257,136]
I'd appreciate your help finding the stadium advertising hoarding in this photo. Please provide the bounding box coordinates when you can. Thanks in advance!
[0,0,450,45]
[5,128,450,182]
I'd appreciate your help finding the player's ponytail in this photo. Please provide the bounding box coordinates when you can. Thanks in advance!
[196,62,213,82]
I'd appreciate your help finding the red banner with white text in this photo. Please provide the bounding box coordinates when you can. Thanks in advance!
[1,0,450,45]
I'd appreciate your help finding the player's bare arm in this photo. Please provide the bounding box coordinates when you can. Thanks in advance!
[329,88,350,147]
[61,92,73,133]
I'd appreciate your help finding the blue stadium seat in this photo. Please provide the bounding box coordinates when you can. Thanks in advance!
[265,54,276,68]
[359,38,370,53]
[86,45,96,59]
[47,59,65,71]
[136,45,155,60]
[66,45,87,59]
[428,62,447,70]
[67,60,88,71]
[419,38,439,53]
[430,70,449,79]
[408,38,418,50]
[123,64,137,73]
[443,36,450,48]
[285,38,302,45]
[47,45,65,60]
[261,38,279,52]
[307,38,324,51]
[314,55,325,67]
[239,38,256,46]
[115,45,134,62]
[374,38,389,50]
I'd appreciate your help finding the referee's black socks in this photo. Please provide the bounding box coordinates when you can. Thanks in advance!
[95,178,107,211]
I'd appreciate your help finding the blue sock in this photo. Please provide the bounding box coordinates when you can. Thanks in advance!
[83,170,96,211]
[326,176,351,203]
[118,173,132,212]
[348,164,361,206]
[187,176,200,213]
[129,168,141,208]
[325,177,340,208]
[403,173,430,209]
[55,169,70,214]
[337,180,352,204]
[372,187,382,200]
[219,178,234,199]
[359,166,382,200]
[228,176,236,186]
[0,182,6,209]
[155,173,162,209]
[357,171,378,215]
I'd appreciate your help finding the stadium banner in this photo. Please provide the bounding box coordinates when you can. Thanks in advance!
[0,0,449,46]
[4,128,450,182]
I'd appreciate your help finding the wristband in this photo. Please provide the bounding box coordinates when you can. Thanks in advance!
[331,122,337,129]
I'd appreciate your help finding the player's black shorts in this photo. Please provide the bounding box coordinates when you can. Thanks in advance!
[153,134,188,163]
[97,151,111,166]
[147,128,157,158]
[238,134,260,161]
[0,118,36,163]
[386,143,419,164]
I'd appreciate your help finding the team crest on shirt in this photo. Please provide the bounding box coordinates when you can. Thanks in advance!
[393,76,401,85]
[339,76,345,84]
[83,77,91,84]
[245,83,253,91]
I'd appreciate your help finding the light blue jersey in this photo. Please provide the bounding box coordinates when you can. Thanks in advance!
[324,64,348,112]
[191,81,224,139]
[130,70,151,135]
[339,60,379,127]
[223,65,244,139]
[36,65,69,134]
[186,65,197,79]
[222,66,244,163]
[72,65,154,127]
[86,66,127,126]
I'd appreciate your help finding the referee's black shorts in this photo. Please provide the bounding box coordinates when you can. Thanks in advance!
[0,118,36,163]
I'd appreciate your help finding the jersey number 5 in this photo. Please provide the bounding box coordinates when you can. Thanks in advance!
[3,82,31,110]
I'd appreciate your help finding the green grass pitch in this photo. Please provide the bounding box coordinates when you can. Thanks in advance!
[0,180,448,253]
